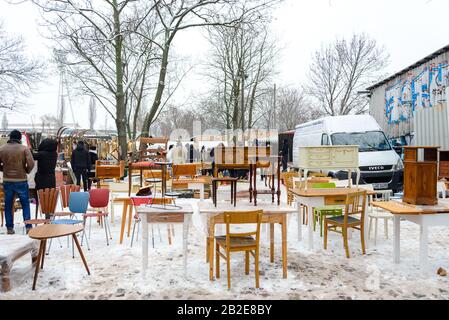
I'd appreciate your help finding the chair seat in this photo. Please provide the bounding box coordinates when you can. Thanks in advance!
[53,212,74,217]
[24,219,50,225]
[83,212,109,218]
[325,215,361,225]
[215,236,256,249]
[51,219,83,225]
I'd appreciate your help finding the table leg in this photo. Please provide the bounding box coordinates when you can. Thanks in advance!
[254,165,258,206]
[119,202,128,244]
[297,202,302,241]
[419,219,429,271]
[140,169,143,187]
[307,203,314,250]
[142,213,149,277]
[200,184,204,202]
[127,203,133,237]
[183,215,191,275]
[270,223,275,263]
[72,234,90,275]
[128,168,132,196]
[234,181,237,207]
[209,220,215,281]
[32,240,45,290]
[282,215,287,279]
[277,157,281,206]
[249,164,253,203]
[393,215,400,264]
[40,240,47,270]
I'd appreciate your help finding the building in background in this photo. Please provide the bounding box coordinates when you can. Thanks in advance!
[368,45,449,148]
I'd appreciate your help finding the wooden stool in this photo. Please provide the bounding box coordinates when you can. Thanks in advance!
[212,178,238,207]
[0,235,39,292]
[28,224,90,290]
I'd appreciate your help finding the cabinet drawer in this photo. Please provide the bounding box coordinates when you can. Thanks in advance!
[148,213,185,223]
[325,196,346,205]
[308,153,331,161]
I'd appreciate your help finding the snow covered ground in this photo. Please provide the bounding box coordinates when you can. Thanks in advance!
[1,182,449,300]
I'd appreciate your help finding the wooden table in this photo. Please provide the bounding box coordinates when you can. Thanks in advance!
[198,201,297,281]
[28,224,90,290]
[372,200,449,269]
[136,203,194,276]
[212,177,237,207]
[249,155,282,206]
[291,188,370,250]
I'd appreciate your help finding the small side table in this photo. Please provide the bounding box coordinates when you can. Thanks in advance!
[212,178,238,207]
[28,224,90,290]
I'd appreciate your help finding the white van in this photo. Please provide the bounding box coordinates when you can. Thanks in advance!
[292,115,403,193]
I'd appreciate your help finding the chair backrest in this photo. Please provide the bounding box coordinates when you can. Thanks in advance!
[68,192,90,214]
[281,172,299,189]
[172,164,197,180]
[38,188,59,215]
[60,185,81,209]
[89,188,110,208]
[311,182,336,189]
[223,210,263,245]
[344,190,367,223]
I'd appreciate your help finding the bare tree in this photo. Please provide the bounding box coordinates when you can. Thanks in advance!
[88,96,97,130]
[307,33,389,116]
[204,12,278,133]
[140,0,281,136]
[0,19,44,110]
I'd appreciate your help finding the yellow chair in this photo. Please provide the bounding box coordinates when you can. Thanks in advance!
[281,172,299,206]
[215,210,263,289]
[324,190,367,258]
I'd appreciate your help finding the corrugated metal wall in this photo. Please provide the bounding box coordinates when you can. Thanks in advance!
[414,94,449,149]
[369,51,449,139]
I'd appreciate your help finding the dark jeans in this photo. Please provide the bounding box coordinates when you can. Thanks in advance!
[74,168,88,192]
[3,181,31,230]
[87,170,96,190]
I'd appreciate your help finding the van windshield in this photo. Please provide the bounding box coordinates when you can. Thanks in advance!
[331,131,392,152]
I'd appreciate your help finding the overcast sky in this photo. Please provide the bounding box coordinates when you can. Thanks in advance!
[1,0,449,129]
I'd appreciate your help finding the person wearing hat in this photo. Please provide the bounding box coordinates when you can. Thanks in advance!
[70,141,91,192]
[0,130,35,234]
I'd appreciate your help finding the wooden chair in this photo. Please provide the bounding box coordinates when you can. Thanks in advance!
[215,210,263,289]
[281,172,299,206]
[324,190,367,258]
[171,164,198,190]
[55,185,81,218]
[23,188,59,229]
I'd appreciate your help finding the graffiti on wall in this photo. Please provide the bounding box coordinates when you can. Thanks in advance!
[385,62,449,124]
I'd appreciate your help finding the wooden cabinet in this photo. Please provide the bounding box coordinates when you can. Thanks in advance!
[439,151,449,179]
[298,146,360,190]
[403,147,438,205]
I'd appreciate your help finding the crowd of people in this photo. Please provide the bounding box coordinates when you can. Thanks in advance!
[0,130,98,235]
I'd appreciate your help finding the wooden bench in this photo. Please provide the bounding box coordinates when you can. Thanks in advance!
[0,235,39,292]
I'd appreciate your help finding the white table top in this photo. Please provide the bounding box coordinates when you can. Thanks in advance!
[136,203,194,215]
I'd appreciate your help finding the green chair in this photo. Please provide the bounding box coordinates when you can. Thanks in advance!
[312,183,343,237]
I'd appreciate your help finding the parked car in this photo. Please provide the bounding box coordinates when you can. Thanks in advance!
[292,115,403,193]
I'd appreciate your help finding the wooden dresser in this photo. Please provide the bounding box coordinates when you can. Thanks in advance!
[297,146,360,190]
[403,146,438,205]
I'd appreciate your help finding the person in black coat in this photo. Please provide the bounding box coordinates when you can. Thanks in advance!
[71,141,91,191]
[33,138,58,190]
[87,145,99,190]
[280,139,289,172]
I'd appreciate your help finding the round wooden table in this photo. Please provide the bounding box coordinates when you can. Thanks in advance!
[28,224,90,290]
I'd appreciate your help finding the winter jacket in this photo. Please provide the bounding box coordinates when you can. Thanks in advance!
[33,139,58,190]
[89,151,99,170]
[71,144,91,171]
[0,140,35,182]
